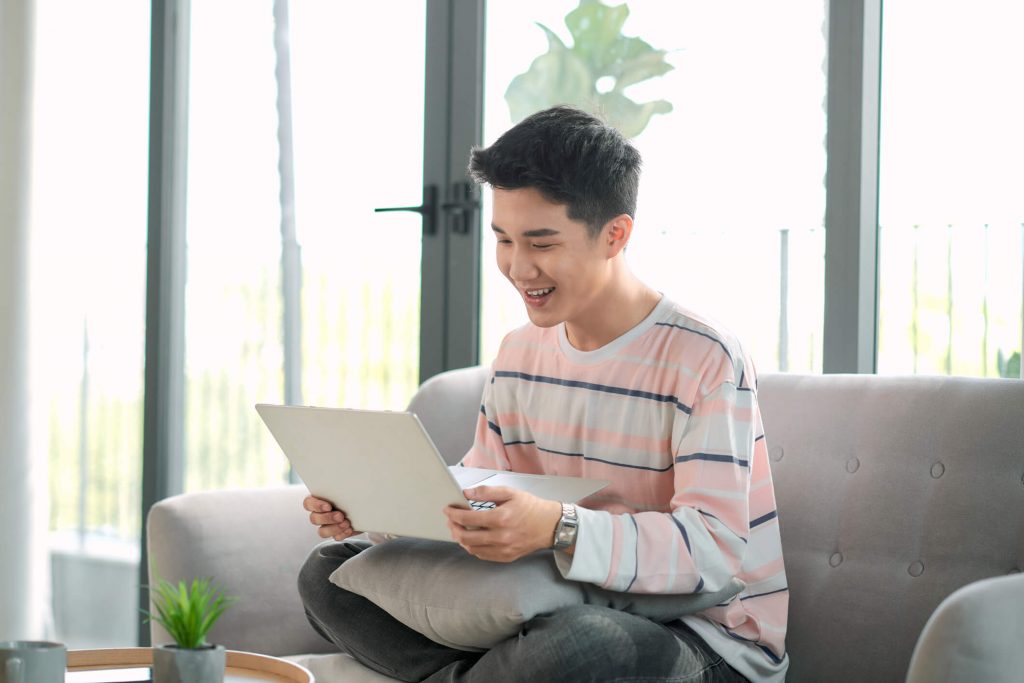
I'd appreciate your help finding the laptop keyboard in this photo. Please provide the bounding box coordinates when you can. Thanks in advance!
[468,500,496,510]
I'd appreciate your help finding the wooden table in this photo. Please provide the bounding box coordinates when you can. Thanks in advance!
[67,648,314,682]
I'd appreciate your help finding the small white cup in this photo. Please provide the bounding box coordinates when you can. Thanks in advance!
[0,641,66,683]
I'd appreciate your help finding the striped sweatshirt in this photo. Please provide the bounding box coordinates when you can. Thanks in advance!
[461,295,789,682]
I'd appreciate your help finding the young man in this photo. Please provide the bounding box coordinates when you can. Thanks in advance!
[299,106,789,682]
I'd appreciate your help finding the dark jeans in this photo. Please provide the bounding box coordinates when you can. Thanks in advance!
[298,540,749,683]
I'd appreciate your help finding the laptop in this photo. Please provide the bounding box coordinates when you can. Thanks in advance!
[255,404,610,542]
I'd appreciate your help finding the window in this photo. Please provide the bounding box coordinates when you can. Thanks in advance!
[877,0,1024,377]
[30,0,150,648]
[480,1,828,373]
[183,1,428,494]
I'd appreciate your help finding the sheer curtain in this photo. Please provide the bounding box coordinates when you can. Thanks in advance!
[0,0,49,641]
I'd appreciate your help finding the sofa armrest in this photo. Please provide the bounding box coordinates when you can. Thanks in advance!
[147,484,334,657]
[905,572,1024,683]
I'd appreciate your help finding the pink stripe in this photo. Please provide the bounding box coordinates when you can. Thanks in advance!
[493,413,672,454]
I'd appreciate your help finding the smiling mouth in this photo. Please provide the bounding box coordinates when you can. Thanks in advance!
[523,286,556,305]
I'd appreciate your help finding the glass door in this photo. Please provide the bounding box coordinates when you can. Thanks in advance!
[876,0,1024,377]
[30,0,151,648]
[479,1,829,373]
[183,1,428,493]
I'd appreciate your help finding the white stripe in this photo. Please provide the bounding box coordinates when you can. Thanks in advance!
[673,507,743,592]
[610,514,639,591]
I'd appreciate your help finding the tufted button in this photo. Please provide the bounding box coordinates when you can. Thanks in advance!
[829,552,843,568]
[908,561,925,577]
[846,457,860,473]
[930,462,945,479]
[770,446,784,462]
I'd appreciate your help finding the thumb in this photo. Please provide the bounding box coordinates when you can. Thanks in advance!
[464,485,516,502]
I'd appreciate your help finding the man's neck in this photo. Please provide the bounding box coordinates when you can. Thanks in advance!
[564,275,662,352]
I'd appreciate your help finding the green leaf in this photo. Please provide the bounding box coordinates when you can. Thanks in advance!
[595,91,673,139]
[144,575,236,649]
[609,46,674,91]
[504,0,674,138]
[565,1,630,73]
[505,46,595,124]
[537,22,567,52]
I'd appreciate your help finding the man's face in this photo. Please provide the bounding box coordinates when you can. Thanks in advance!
[491,187,610,329]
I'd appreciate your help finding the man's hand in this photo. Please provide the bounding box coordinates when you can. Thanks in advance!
[302,494,359,541]
[443,486,562,562]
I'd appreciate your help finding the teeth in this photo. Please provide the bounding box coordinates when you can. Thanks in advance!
[527,287,554,297]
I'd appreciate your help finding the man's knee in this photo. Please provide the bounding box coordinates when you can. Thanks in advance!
[521,605,684,677]
[297,539,367,605]
[525,606,642,662]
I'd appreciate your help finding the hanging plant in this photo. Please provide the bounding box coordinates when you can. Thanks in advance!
[505,0,674,138]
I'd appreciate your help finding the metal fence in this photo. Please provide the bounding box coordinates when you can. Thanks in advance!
[48,223,1023,543]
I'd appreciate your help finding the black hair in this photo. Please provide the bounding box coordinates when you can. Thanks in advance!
[468,106,642,239]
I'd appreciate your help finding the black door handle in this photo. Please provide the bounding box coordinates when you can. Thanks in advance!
[375,185,438,235]
[442,182,481,234]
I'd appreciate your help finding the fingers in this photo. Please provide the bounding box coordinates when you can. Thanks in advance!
[309,509,348,527]
[463,485,516,503]
[302,495,333,513]
[444,504,506,530]
[302,495,357,541]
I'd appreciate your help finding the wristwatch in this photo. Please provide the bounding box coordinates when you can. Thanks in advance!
[551,502,579,550]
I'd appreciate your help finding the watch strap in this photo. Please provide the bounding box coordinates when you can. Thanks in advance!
[551,502,578,550]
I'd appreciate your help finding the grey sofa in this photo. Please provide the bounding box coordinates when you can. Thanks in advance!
[148,367,1024,682]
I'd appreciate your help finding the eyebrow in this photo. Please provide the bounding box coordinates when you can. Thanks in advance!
[491,224,561,238]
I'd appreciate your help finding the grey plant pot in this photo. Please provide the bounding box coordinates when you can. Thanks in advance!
[152,644,226,683]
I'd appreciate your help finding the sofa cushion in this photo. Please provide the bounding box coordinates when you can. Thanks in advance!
[330,537,744,651]
[905,572,1024,683]
[759,373,1024,682]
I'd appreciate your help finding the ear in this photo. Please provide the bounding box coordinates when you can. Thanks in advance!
[602,214,634,258]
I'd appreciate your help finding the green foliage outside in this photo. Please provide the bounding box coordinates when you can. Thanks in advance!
[997,350,1021,378]
[144,576,236,649]
[505,0,673,138]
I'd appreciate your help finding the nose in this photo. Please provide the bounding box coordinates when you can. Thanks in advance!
[506,244,540,283]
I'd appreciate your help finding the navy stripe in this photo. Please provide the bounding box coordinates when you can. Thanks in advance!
[760,646,784,665]
[487,420,502,436]
[654,322,734,364]
[675,452,749,468]
[722,629,784,665]
[503,439,539,448]
[625,516,640,592]
[754,434,765,442]
[479,404,486,416]
[697,509,747,544]
[697,508,725,525]
[503,440,674,472]
[750,510,778,528]
[694,576,705,593]
[670,515,692,553]
[493,370,693,414]
[740,587,789,601]
[569,452,673,472]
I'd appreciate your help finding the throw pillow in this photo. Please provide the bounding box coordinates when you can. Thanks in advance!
[330,538,744,651]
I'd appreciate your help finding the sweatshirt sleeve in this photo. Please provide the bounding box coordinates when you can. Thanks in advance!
[556,377,756,595]
[458,370,512,471]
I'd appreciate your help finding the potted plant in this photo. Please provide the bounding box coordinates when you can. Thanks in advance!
[144,576,236,683]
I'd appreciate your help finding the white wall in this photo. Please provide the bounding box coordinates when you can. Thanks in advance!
[0,0,47,640]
